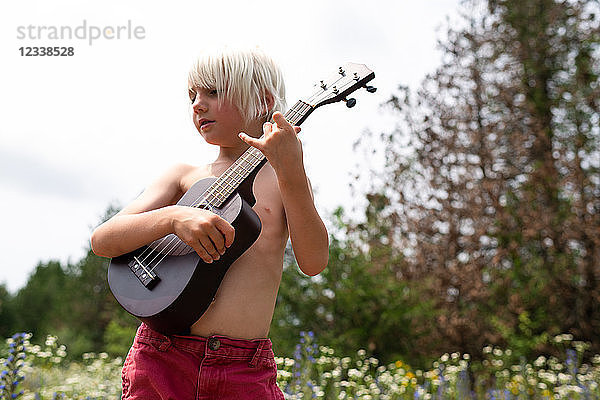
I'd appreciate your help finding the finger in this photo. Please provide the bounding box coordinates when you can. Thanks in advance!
[272,112,293,130]
[272,111,285,123]
[198,235,220,261]
[205,223,226,255]
[238,132,261,148]
[263,122,273,134]
[188,239,214,263]
[215,218,235,248]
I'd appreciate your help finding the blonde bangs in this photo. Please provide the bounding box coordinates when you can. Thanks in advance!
[187,47,286,123]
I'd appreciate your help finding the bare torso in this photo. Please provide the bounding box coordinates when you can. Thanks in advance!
[179,161,289,340]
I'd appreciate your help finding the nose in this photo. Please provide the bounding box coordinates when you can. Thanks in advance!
[192,93,208,113]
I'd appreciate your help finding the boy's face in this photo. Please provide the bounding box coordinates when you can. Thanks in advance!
[190,87,248,146]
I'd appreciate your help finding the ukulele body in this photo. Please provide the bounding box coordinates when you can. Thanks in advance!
[107,177,262,335]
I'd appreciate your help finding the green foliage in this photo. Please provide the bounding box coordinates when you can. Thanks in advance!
[11,261,69,338]
[272,207,437,367]
[102,320,136,357]
[490,311,550,362]
[0,285,16,339]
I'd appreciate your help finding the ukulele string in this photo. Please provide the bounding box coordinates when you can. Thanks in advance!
[137,84,345,273]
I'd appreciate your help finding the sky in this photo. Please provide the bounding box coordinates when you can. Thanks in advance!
[0,0,463,293]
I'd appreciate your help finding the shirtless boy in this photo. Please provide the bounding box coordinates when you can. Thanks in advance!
[90,48,329,399]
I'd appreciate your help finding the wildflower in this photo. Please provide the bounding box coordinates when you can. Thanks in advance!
[534,356,547,367]
[558,372,571,384]
[573,341,589,353]
[551,363,564,371]
[44,336,57,347]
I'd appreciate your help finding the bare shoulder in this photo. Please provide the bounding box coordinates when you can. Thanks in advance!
[117,163,199,216]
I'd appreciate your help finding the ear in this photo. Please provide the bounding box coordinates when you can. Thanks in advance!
[263,91,275,114]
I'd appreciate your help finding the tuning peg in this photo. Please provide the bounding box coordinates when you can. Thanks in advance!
[365,85,377,93]
[344,98,357,108]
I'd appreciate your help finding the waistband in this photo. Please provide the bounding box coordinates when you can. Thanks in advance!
[134,323,275,364]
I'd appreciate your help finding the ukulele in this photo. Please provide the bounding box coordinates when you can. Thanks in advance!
[108,63,376,335]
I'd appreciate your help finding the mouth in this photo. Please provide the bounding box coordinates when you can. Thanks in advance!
[198,119,215,129]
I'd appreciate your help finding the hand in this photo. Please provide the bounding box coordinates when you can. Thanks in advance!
[238,112,302,173]
[170,206,235,263]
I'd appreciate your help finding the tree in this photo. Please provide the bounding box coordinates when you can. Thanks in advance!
[11,261,70,338]
[354,0,599,358]
[0,284,16,338]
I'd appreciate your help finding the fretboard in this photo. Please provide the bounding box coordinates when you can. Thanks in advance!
[195,100,314,209]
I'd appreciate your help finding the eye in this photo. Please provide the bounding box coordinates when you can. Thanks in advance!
[208,88,218,96]
[188,89,196,103]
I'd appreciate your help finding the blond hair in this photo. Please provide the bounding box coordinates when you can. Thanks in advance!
[187,47,286,123]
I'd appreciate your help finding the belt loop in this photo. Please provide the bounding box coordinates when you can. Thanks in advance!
[158,337,171,351]
[249,340,266,368]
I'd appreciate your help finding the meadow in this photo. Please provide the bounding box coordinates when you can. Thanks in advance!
[2,332,599,399]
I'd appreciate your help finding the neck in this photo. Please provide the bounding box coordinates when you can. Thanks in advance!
[213,118,265,164]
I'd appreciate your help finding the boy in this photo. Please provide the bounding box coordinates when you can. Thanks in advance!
[90,48,329,399]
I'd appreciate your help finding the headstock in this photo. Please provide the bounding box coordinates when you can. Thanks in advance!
[301,63,376,109]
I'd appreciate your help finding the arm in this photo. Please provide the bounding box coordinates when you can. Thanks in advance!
[90,163,234,263]
[239,112,329,276]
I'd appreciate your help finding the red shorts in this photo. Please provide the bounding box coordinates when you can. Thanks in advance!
[121,323,284,400]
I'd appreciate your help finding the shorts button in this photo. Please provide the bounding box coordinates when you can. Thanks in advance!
[208,337,220,351]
